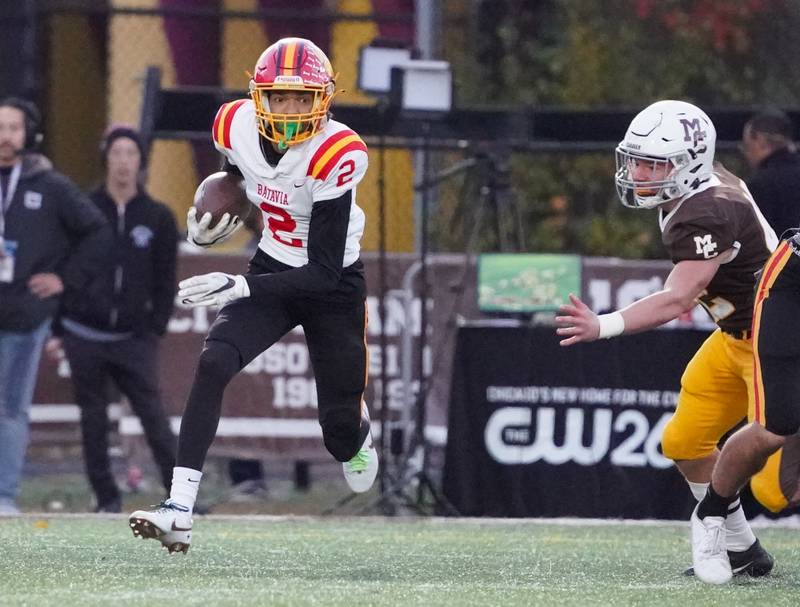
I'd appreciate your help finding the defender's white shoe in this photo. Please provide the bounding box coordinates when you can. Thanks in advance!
[129,500,193,555]
[343,431,379,493]
[691,505,732,585]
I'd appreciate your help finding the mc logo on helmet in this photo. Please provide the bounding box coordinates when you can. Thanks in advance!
[680,118,707,145]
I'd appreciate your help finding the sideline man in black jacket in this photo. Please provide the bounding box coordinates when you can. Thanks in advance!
[0,98,108,515]
[741,109,800,238]
[56,126,178,512]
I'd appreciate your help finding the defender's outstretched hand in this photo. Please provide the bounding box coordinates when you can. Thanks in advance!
[555,293,601,346]
[179,272,250,307]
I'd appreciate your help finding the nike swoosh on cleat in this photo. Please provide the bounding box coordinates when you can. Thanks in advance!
[171,521,192,532]
[188,478,200,483]
[731,561,754,574]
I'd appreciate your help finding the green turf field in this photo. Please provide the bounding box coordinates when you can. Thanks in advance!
[1,516,799,606]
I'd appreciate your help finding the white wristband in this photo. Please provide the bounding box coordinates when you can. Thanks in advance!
[233,274,251,298]
[597,311,625,339]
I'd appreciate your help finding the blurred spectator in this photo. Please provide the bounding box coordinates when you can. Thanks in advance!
[227,212,268,499]
[55,125,178,512]
[227,458,268,500]
[0,97,108,515]
[741,109,800,238]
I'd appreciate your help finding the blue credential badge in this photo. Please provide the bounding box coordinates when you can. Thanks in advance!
[0,239,18,283]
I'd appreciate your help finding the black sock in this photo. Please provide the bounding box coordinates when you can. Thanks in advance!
[697,483,737,520]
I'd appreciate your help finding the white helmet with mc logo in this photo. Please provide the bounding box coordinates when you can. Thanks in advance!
[615,99,716,209]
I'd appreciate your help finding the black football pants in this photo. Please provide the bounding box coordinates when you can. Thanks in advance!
[63,333,176,506]
[176,269,370,472]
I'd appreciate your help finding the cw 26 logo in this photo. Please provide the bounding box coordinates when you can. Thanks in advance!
[484,406,672,468]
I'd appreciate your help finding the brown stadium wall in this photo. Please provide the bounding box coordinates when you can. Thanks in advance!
[105,0,414,252]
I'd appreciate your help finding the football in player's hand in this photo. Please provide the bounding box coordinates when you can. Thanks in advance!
[193,172,251,228]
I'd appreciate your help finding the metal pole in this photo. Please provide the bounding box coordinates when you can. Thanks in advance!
[412,0,440,252]
[399,263,420,455]
[377,101,389,495]
[414,0,440,59]
[412,0,438,422]
[414,121,431,503]
[138,67,162,158]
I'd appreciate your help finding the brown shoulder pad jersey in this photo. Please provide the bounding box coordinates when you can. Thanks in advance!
[660,163,776,333]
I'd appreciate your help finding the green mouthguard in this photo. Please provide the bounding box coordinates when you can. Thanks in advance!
[279,121,300,150]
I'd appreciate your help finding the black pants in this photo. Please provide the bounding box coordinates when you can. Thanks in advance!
[63,333,176,505]
[176,252,370,471]
[754,247,800,436]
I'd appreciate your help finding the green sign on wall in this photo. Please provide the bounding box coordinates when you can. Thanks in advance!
[478,254,582,313]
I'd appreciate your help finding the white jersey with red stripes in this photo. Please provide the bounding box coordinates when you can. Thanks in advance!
[212,99,368,267]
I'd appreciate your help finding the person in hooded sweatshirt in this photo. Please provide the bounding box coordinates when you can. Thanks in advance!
[0,97,108,515]
[56,125,178,513]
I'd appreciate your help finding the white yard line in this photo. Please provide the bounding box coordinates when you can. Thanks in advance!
[5,512,800,529]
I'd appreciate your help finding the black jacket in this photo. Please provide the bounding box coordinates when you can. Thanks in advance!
[746,148,800,239]
[62,187,178,336]
[0,154,108,332]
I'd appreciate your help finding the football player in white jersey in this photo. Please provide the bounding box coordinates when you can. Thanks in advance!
[129,38,377,554]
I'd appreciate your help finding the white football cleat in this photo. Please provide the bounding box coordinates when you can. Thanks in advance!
[129,499,193,555]
[343,431,379,493]
[691,505,732,585]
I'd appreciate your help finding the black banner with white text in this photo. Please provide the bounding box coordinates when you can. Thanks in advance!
[442,326,709,519]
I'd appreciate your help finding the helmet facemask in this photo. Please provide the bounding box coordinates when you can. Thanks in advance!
[250,79,335,149]
[615,147,692,209]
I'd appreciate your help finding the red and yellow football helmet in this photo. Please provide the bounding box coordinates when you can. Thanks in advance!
[249,38,336,148]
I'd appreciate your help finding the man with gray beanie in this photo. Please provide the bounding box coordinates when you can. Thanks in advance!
[55,125,178,512]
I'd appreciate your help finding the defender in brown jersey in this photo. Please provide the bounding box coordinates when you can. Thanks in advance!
[555,100,780,580]
[693,232,800,583]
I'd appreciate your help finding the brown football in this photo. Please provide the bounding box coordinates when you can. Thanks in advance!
[193,171,251,228]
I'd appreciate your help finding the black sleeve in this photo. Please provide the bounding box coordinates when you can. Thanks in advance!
[222,157,243,177]
[746,174,774,224]
[54,174,111,292]
[244,189,352,299]
[149,204,179,335]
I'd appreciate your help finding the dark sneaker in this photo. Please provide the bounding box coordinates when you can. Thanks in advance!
[95,498,122,513]
[683,538,774,578]
[729,539,774,576]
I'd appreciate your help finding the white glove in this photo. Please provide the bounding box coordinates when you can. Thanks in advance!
[186,207,243,247]
[178,272,250,307]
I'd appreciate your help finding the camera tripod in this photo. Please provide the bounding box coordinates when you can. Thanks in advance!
[324,141,523,516]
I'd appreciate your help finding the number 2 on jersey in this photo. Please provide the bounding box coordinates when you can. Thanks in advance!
[337,160,356,187]
[259,202,302,247]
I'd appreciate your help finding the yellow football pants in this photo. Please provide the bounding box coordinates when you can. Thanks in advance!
[661,329,787,512]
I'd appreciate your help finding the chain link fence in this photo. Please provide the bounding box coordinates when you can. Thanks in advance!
[37,1,456,254]
[35,0,747,260]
